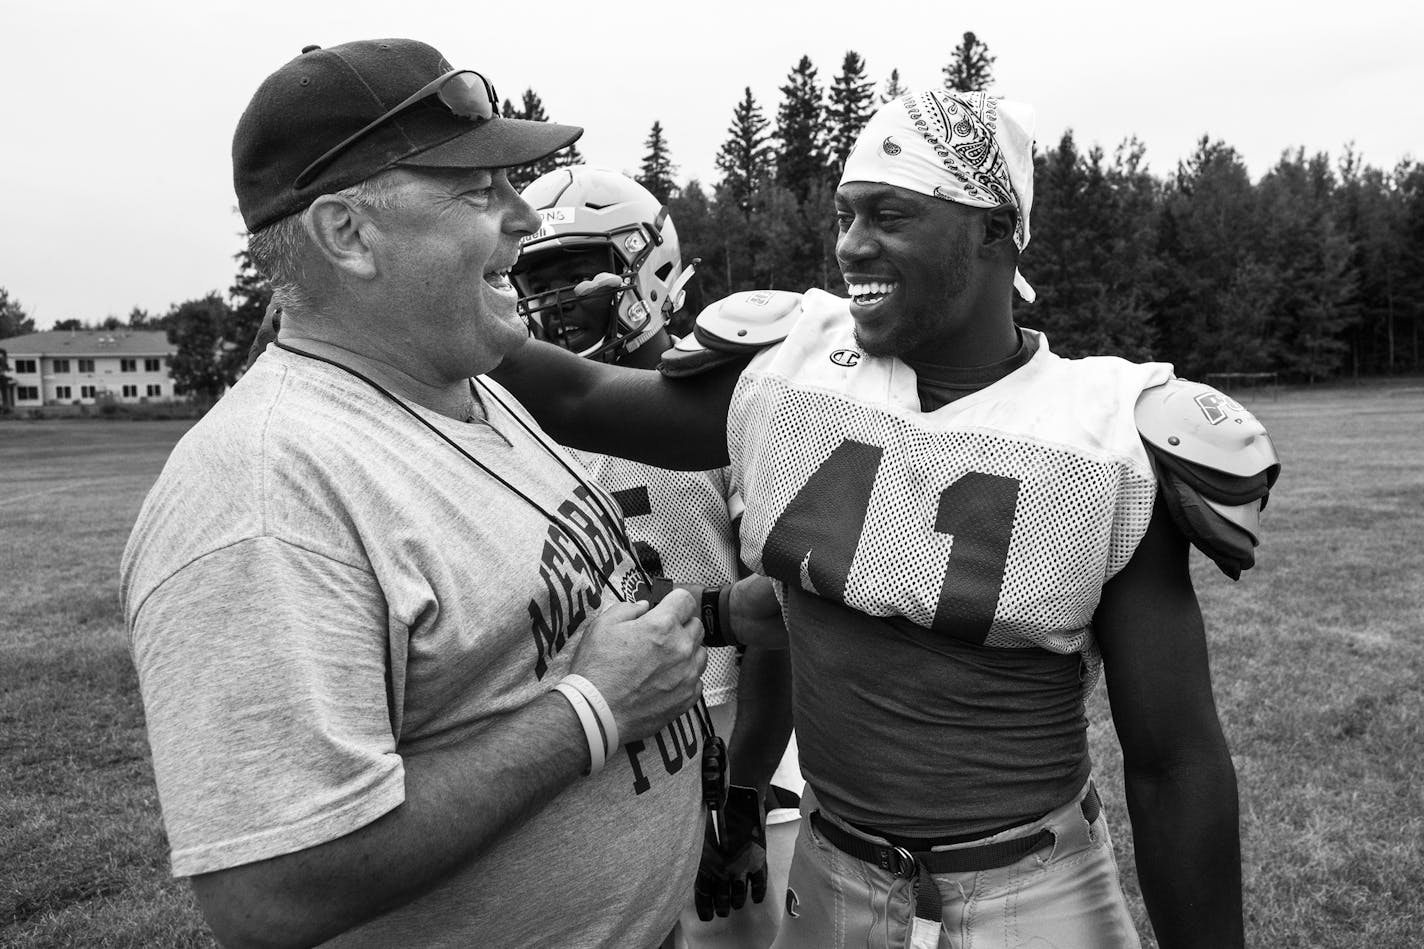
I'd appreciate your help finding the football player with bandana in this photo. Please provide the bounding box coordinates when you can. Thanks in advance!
[511,166,801,949]
[492,90,1277,949]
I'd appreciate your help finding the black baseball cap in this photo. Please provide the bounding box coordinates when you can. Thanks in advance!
[233,39,583,231]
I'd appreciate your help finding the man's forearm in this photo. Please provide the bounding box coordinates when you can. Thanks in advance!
[194,692,589,949]
[726,647,794,795]
[491,338,740,470]
[1124,751,1244,949]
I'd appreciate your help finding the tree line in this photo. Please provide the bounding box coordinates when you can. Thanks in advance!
[3,31,1420,401]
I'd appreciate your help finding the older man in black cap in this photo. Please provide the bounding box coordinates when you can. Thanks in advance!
[122,39,779,948]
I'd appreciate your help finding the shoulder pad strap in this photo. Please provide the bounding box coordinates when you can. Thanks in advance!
[659,290,803,378]
[1136,379,1282,578]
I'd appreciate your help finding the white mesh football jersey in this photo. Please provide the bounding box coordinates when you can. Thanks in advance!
[729,289,1174,691]
[573,451,744,707]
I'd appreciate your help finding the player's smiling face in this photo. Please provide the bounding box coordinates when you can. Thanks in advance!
[835,182,979,361]
[515,247,616,355]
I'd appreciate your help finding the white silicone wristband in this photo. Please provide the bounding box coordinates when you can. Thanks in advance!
[553,681,605,775]
[562,674,619,758]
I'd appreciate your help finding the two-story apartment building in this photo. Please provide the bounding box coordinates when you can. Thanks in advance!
[1,330,177,410]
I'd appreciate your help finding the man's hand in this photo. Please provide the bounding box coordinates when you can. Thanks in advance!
[694,785,768,920]
[569,591,707,743]
[728,575,788,649]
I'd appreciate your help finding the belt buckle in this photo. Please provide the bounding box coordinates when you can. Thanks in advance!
[878,844,916,877]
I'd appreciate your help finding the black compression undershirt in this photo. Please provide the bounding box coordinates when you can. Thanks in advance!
[906,328,1040,412]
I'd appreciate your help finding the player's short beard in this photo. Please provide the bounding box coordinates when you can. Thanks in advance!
[854,232,975,360]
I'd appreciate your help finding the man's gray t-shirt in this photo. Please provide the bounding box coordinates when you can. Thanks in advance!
[121,348,704,947]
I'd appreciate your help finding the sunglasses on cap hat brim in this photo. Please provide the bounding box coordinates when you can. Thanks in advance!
[294,68,499,190]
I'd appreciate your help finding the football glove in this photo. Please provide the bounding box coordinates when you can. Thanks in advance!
[693,785,768,921]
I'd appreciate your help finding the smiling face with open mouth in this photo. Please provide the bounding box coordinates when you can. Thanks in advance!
[834,182,986,363]
[363,166,542,384]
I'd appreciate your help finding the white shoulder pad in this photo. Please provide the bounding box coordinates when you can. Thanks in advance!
[1136,378,1281,578]
[693,290,804,353]
[1136,378,1279,479]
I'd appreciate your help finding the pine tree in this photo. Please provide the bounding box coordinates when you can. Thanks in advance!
[881,68,907,104]
[636,120,677,204]
[666,180,719,324]
[943,31,996,92]
[714,88,773,218]
[1257,149,1359,382]
[1156,138,1272,377]
[827,51,877,171]
[228,249,272,378]
[0,287,35,339]
[503,89,582,190]
[1018,133,1158,360]
[773,55,828,203]
[1337,149,1389,375]
[1393,160,1424,370]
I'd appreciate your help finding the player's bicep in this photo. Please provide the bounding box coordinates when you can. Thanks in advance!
[1096,500,1227,771]
[490,338,608,435]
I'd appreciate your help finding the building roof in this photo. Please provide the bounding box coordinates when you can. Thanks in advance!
[0,329,175,357]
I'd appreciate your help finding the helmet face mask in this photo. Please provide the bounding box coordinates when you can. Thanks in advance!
[513,245,628,358]
[513,166,688,363]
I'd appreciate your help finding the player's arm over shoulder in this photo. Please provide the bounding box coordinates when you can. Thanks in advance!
[1135,378,1281,580]
[489,290,803,471]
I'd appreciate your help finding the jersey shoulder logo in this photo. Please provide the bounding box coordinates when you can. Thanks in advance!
[829,348,862,368]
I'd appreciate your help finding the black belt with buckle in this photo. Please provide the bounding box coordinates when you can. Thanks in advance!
[808,784,1103,921]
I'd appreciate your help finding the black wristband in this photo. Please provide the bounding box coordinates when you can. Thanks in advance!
[700,585,742,648]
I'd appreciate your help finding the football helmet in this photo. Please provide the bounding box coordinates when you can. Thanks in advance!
[513,166,692,361]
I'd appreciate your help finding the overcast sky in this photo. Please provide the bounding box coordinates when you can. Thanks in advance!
[1,0,1419,329]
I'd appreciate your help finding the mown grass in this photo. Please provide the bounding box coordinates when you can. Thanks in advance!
[2,388,1422,947]
[1089,384,1424,948]
[1,420,214,948]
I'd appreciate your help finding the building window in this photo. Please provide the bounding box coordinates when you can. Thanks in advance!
[56,385,72,399]
[120,359,137,372]
[52,358,70,373]
[14,358,36,373]
[78,359,95,372]
[17,386,39,400]
[144,358,162,372]
[122,384,139,397]
[81,385,96,398]
[146,384,162,397]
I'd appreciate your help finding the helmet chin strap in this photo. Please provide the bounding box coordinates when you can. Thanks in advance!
[667,260,698,312]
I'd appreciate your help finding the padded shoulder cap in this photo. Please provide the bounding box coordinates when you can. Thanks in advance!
[1136,379,1279,479]
[660,290,803,378]
[1136,378,1281,579]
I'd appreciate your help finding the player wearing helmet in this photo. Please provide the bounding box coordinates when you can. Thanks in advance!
[513,165,694,363]
[493,89,1272,949]
[513,166,799,949]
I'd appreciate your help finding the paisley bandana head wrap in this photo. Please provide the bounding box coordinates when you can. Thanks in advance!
[840,89,1037,302]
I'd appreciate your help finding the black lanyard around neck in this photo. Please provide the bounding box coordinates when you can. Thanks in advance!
[274,341,632,603]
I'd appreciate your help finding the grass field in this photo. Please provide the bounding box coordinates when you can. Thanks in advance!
[2,386,1422,947]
